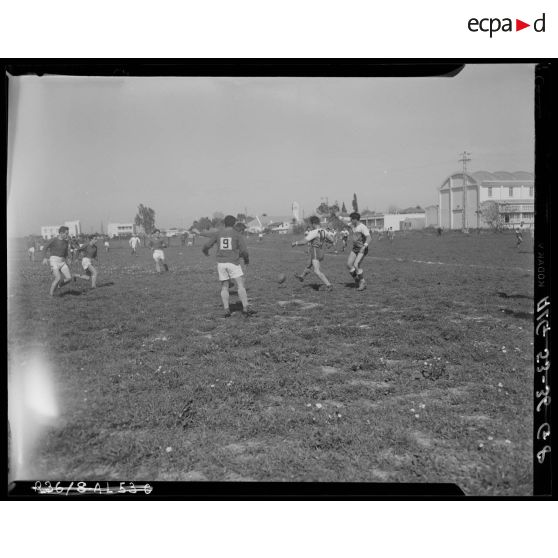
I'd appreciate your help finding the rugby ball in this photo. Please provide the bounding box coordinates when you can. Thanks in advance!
[278,273,287,284]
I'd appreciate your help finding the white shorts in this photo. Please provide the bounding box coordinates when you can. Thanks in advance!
[82,257,93,270]
[153,249,165,261]
[28,247,35,253]
[49,256,71,279]
[217,262,243,281]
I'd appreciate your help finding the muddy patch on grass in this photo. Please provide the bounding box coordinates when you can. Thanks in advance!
[277,299,321,311]
[273,315,305,323]
[409,431,435,449]
[379,448,413,466]
[320,365,342,376]
[499,308,533,320]
[223,441,263,454]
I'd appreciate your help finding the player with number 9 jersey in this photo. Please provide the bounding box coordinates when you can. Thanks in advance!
[202,215,253,318]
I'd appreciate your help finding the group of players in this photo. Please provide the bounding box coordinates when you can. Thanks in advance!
[292,212,371,292]
[35,212,372,318]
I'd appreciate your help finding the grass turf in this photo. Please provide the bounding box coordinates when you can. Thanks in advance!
[7,230,534,493]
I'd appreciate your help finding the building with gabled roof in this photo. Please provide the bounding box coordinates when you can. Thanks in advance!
[438,170,534,229]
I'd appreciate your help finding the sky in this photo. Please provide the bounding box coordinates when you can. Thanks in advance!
[7,64,535,237]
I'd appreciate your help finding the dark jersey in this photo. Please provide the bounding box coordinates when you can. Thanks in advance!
[44,237,69,258]
[79,244,98,259]
[203,227,249,265]
[149,238,167,250]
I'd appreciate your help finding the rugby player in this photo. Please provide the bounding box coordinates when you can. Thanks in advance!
[74,235,99,288]
[129,234,141,255]
[340,229,349,251]
[292,216,333,291]
[42,226,73,296]
[347,212,372,291]
[149,229,169,273]
[27,236,36,262]
[202,215,253,318]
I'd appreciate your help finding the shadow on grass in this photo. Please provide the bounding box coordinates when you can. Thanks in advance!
[499,307,533,320]
[58,289,83,297]
[496,292,532,300]
[96,281,115,288]
[344,282,358,289]
[303,284,322,291]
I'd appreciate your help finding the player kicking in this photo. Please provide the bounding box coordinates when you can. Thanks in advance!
[42,226,73,296]
[73,235,99,289]
[149,229,169,273]
[292,216,334,291]
[202,215,253,318]
[347,212,372,291]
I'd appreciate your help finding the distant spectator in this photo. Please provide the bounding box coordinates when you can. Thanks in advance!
[129,234,141,255]
[27,236,36,262]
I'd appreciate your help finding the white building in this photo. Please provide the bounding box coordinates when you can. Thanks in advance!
[41,226,61,239]
[65,220,81,237]
[425,205,439,228]
[383,208,425,231]
[438,170,534,229]
[107,223,138,238]
[41,220,81,239]
[246,215,293,234]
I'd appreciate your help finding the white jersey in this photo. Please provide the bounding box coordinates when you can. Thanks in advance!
[129,236,140,248]
[304,228,333,248]
[349,223,370,248]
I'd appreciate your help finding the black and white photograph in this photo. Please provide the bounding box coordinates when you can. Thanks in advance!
[6,62,544,496]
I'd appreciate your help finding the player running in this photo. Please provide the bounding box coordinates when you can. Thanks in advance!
[202,215,253,318]
[149,229,169,273]
[292,216,334,291]
[515,222,524,248]
[129,234,141,255]
[346,212,372,291]
[73,235,99,289]
[42,226,73,296]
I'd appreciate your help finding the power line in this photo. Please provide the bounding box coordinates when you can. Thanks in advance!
[459,151,471,231]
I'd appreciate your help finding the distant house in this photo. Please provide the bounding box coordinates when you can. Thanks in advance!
[383,207,425,231]
[107,223,143,238]
[438,170,534,229]
[359,210,384,230]
[41,220,82,239]
[425,205,439,228]
[246,215,293,233]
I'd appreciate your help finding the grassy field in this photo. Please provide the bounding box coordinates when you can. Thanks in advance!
[7,230,535,494]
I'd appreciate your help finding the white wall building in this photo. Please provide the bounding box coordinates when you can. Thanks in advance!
[107,223,137,238]
[383,211,425,231]
[41,220,81,239]
[438,171,534,229]
[64,220,81,237]
[41,226,61,239]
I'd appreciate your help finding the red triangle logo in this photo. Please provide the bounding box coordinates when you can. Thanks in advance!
[516,19,530,31]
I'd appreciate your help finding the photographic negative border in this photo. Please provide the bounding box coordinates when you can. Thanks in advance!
[2,59,555,499]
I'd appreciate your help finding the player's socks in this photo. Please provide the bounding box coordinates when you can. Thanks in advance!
[224,309,232,318]
[164,263,169,272]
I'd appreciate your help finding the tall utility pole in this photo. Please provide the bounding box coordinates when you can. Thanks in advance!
[459,151,471,230]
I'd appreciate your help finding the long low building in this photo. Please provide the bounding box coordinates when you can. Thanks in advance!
[438,170,534,229]
[41,220,81,239]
